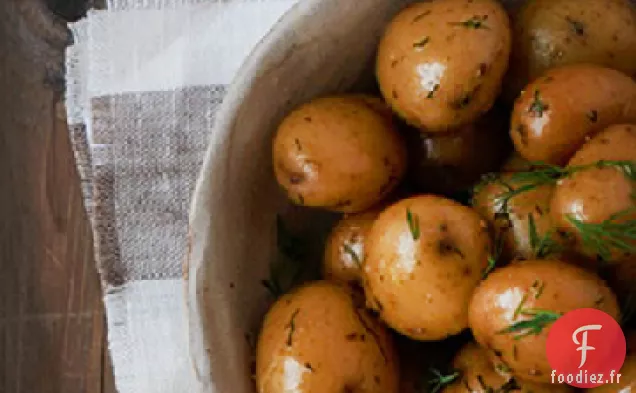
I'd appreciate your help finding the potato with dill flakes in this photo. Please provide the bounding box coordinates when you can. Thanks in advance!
[376,0,511,132]
[503,0,636,102]
[468,259,619,383]
[550,124,636,264]
[444,342,574,393]
[510,64,636,165]
[272,95,407,213]
[404,107,511,197]
[322,210,380,286]
[256,281,399,393]
[472,173,559,262]
[363,195,491,341]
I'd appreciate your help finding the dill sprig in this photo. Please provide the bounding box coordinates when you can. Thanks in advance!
[407,208,421,241]
[498,308,562,340]
[261,216,307,298]
[476,160,636,211]
[483,230,504,279]
[567,208,636,262]
[528,214,563,258]
[428,368,460,393]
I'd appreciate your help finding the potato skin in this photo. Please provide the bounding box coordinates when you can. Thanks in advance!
[551,124,636,263]
[472,174,558,261]
[323,210,380,286]
[256,281,399,393]
[504,0,636,102]
[363,195,491,341]
[376,0,511,132]
[405,107,510,196]
[510,65,636,165]
[445,342,574,393]
[272,95,407,213]
[468,259,620,383]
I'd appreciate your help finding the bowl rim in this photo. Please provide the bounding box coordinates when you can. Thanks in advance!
[184,0,324,388]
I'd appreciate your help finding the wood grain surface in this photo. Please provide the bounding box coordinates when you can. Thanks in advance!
[0,0,114,391]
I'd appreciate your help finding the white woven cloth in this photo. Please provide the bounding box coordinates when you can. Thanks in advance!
[65,1,298,392]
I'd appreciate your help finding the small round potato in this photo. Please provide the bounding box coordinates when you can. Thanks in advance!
[510,65,636,165]
[404,107,511,196]
[468,259,620,383]
[444,342,574,393]
[504,0,636,102]
[273,95,407,213]
[256,281,399,393]
[551,124,636,263]
[323,210,380,286]
[363,195,491,341]
[472,173,559,261]
[376,0,511,132]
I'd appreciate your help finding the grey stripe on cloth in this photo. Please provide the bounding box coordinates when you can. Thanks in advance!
[69,85,226,285]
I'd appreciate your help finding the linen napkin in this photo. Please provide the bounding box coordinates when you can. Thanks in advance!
[65,1,298,392]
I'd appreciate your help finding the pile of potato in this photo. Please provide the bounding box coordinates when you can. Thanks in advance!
[259,0,636,392]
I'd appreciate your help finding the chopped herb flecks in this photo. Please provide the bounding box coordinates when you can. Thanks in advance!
[566,16,586,36]
[286,309,300,346]
[428,368,460,393]
[528,214,562,259]
[407,208,421,240]
[450,15,489,29]
[499,307,562,340]
[528,90,549,117]
[427,84,440,99]
[343,243,362,268]
[413,36,430,49]
[587,110,599,123]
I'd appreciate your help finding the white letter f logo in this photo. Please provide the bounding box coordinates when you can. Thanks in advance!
[572,324,602,368]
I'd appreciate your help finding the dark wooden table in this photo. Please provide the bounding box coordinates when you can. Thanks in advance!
[0,0,115,391]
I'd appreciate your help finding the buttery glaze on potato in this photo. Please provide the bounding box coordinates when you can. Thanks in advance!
[510,64,636,165]
[472,174,558,261]
[323,210,380,285]
[469,259,620,383]
[504,0,636,102]
[363,195,491,341]
[405,107,510,196]
[376,0,511,132]
[551,124,636,263]
[445,342,574,393]
[272,95,407,213]
[256,281,399,393]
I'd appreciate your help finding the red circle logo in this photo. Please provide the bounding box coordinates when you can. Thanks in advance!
[546,308,626,388]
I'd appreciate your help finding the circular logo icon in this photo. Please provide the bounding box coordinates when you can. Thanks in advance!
[546,308,626,388]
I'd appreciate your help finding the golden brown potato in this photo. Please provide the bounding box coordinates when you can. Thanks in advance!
[501,152,533,172]
[444,342,574,393]
[376,0,511,132]
[363,195,491,341]
[272,95,407,213]
[468,259,620,383]
[551,124,636,263]
[404,107,511,196]
[256,281,399,393]
[504,0,636,102]
[510,65,636,165]
[472,173,559,261]
[323,210,380,286]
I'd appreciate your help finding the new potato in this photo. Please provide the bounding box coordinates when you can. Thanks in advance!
[272,95,407,213]
[363,195,491,341]
[444,342,574,393]
[376,0,511,131]
[551,124,636,263]
[256,281,399,393]
[323,210,380,286]
[510,64,636,165]
[469,259,620,383]
[504,0,636,102]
